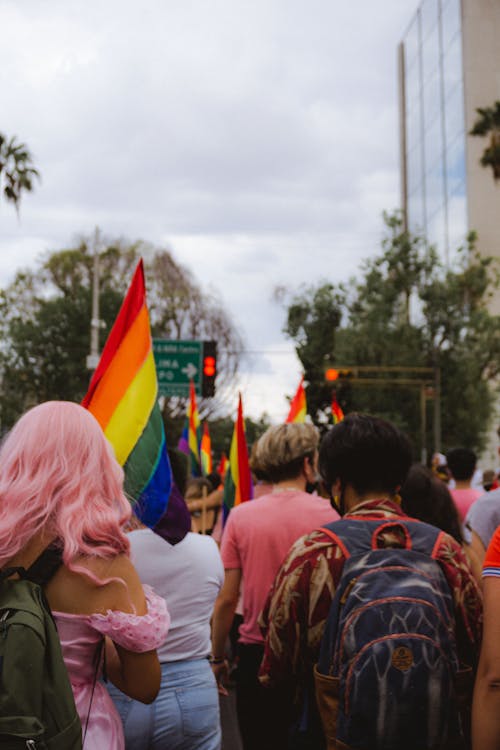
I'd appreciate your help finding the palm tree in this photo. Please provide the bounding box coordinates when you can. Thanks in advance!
[0,132,40,212]
[469,101,500,182]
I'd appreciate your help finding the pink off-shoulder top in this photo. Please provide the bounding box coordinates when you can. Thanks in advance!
[54,585,170,750]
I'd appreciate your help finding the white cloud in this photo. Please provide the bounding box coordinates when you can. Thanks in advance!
[0,0,418,418]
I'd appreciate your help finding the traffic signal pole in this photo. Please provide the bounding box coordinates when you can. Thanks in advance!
[325,365,441,464]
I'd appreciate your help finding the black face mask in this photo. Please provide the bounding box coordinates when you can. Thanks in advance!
[305,481,319,494]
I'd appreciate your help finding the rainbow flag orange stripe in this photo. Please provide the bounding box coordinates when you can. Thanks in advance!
[223,394,253,523]
[286,376,307,423]
[201,422,212,475]
[82,259,172,526]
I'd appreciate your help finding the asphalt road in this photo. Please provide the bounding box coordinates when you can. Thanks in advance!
[220,687,243,750]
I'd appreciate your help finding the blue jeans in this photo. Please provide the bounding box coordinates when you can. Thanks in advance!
[107,658,221,750]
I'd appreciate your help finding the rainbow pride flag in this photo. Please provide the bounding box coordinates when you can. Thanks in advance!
[331,392,344,424]
[187,380,202,477]
[286,376,307,423]
[200,422,213,475]
[217,452,229,481]
[223,394,253,523]
[82,259,172,527]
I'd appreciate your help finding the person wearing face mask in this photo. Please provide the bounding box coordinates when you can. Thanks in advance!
[210,422,338,750]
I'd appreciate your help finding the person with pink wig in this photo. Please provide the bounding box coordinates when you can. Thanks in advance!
[0,401,170,749]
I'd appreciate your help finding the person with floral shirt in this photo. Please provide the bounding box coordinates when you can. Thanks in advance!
[259,414,483,749]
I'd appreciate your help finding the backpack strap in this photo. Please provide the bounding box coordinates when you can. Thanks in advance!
[25,544,63,587]
[318,518,442,558]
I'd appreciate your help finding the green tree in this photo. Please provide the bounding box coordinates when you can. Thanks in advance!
[469,101,500,181]
[0,236,242,429]
[282,212,500,455]
[0,133,40,212]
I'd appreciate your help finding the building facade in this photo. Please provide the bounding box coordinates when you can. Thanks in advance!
[399,0,500,465]
[399,0,500,279]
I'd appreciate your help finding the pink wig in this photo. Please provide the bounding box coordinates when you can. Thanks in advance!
[0,401,131,569]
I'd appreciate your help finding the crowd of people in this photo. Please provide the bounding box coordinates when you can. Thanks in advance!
[3,401,500,748]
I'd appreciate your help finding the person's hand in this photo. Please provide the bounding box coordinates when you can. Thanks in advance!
[210,658,229,696]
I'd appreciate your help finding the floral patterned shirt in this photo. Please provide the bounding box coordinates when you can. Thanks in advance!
[258,498,482,701]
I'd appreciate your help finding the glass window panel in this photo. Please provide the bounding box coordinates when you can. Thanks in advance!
[421,0,438,45]
[445,133,466,197]
[406,104,422,157]
[405,53,421,105]
[427,204,447,256]
[422,25,440,85]
[425,160,445,229]
[405,57,422,158]
[424,114,444,173]
[423,70,441,131]
[404,13,420,69]
[408,186,425,235]
[443,34,463,101]
[408,143,423,198]
[444,83,465,150]
[447,193,468,254]
[442,0,461,50]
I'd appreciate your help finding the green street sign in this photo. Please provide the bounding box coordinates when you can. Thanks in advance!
[152,339,204,397]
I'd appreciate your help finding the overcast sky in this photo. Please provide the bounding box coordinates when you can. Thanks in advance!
[0,0,419,421]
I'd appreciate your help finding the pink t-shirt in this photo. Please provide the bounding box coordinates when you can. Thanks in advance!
[220,489,339,645]
[450,487,482,521]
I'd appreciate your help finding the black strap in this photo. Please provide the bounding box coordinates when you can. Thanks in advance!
[83,639,104,748]
[25,544,63,586]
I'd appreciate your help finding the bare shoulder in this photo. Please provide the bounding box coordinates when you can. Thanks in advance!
[45,553,147,616]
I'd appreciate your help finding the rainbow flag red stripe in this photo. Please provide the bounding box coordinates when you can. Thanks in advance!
[82,259,171,526]
[217,452,229,481]
[223,394,253,523]
[200,422,213,475]
[286,376,307,423]
[331,393,344,424]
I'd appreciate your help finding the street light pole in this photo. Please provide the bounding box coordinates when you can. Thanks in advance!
[86,229,101,371]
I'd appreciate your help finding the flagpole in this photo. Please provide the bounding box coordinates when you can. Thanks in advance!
[201,484,207,534]
[87,227,102,371]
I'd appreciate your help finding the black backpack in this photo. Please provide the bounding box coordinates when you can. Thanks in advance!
[0,547,82,749]
[314,518,472,750]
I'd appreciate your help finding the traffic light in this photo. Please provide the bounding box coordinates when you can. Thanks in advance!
[325,368,353,381]
[201,341,217,397]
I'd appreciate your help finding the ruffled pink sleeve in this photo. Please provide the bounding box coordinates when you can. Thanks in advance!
[87,585,170,652]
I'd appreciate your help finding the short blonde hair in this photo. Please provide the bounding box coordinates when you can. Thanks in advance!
[252,422,319,483]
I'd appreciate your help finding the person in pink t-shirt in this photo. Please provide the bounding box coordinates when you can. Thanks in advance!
[210,422,339,750]
[446,447,482,521]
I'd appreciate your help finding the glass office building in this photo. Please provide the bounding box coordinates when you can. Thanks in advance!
[400,0,500,461]
[399,0,467,263]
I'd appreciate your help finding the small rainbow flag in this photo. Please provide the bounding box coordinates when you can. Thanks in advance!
[286,376,307,423]
[331,392,344,424]
[200,422,213,475]
[217,452,229,481]
[187,380,202,477]
[82,259,172,527]
[223,394,253,523]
